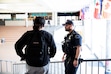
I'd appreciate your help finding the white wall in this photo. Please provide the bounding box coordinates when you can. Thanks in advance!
[5,20,26,26]
[84,19,107,59]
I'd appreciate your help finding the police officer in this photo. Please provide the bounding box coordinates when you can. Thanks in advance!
[62,20,82,74]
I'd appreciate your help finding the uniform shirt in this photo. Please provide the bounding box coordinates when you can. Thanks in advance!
[64,30,82,56]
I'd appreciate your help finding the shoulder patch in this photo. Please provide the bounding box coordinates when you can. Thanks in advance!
[75,35,81,39]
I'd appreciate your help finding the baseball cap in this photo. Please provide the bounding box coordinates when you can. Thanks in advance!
[63,20,74,26]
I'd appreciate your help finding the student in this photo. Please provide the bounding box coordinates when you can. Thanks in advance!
[15,17,56,74]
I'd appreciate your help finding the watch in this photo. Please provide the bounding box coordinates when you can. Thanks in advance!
[74,58,78,61]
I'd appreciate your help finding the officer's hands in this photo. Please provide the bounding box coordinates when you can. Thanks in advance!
[62,56,65,61]
[62,53,66,61]
[73,60,78,67]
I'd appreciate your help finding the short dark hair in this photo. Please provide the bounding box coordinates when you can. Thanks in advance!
[33,17,45,30]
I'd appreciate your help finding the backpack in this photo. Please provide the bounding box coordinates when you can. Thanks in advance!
[25,30,47,67]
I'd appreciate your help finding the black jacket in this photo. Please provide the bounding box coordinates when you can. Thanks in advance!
[15,30,56,67]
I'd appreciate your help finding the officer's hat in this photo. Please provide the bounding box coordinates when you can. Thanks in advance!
[62,20,74,26]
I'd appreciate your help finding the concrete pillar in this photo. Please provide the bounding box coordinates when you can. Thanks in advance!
[105,20,111,74]
[52,12,57,26]
[11,13,16,20]
[25,13,28,27]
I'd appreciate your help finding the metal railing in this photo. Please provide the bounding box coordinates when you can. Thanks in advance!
[0,59,111,74]
[13,63,27,74]
[0,60,14,74]
[49,61,65,74]
[12,59,111,74]
[78,59,111,74]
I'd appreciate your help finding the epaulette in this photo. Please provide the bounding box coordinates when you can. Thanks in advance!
[71,30,81,39]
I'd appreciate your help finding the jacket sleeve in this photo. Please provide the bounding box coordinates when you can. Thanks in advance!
[47,33,56,58]
[15,32,29,58]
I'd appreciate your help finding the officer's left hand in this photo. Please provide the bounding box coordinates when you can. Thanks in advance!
[73,60,78,67]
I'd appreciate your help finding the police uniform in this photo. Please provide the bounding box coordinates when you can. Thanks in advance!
[62,30,82,74]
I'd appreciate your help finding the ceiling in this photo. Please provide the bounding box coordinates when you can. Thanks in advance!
[0,0,93,13]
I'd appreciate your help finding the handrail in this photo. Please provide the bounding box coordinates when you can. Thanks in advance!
[13,58,111,64]
[82,59,111,61]
[50,58,111,63]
